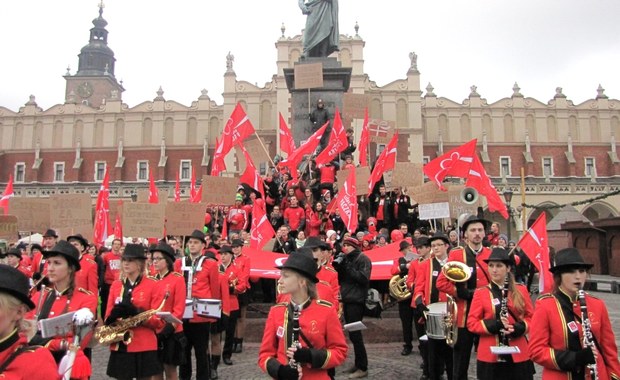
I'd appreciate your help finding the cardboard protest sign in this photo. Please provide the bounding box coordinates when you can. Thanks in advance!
[343,93,369,119]
[201,176,239,205]
[336,167,370,193]
[418,202,451,220]
[407,182,449,205]
[0,215,18,240]
[10,198,51,233]
[448,185,480,219]
[368,119,395,143]
[391,163,424,188]
[137,189,169,203]
[50,194,94,241]
[165,201,207,236]
[294,62,324,89]
[122,202,166,238]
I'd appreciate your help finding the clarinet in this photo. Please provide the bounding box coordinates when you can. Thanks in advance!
[578,287,598,380]
[288,304,302,369]
[499,274,510,347]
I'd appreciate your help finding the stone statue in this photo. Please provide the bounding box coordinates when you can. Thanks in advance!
[298,0,339,57]
[226,51,234,72]
[409,51,417,70]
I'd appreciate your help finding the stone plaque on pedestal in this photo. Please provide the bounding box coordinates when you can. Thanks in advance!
[284,57,352,146]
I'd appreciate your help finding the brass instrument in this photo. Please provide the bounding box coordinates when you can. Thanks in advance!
[441,261,471,283]
[29,276,48,296]
[444,295,458,347]
[389,274,412,301]
[578,287,599,380]
[95,293,169,346]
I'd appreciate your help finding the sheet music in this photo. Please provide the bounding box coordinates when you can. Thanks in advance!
[38,311,75,338]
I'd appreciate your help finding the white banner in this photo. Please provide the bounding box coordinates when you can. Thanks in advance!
[418,202,451,220]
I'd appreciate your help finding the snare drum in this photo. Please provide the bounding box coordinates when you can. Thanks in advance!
[183,299,194,319]
[195,298,222,319]
[425,302,447,339]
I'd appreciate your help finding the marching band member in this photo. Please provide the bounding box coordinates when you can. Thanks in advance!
[467,248,534,380]
[67,234,99,295]
[231,238,251,354]
[258,249,347,379]
[436,216,492,380]
[0,265,57,379]
[529,248,620,380]
[304,237,340,310]
[151,243,186,380]
[6,248,32,278]
[407,236,432,379]
[173,229,221,380]
[391,240,418,356]
[414,232,453,380]
[31,229,58,283]
[220,245,248,367]
[28,240,97,380]
[209,244,230,380]
[104,243,165,379]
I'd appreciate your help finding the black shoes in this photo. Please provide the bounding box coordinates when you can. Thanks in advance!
[401,346,412,356]
[223,356,233,365]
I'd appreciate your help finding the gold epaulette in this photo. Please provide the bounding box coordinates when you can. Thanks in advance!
[147,275,159,281]
[536,293,554,301]
[77,287,93,296]
[172,272,183,277]
[273,302,288,308]
[316,299,333,308]
[324,266,337,273]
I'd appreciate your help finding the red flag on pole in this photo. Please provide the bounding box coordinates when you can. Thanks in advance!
[517,213,553,294]
[0,175,14,214]
[191,183,203,203]
[358,108,369,167]
[250,202,275,250]
[466,155,508,219]
[113,200,123,240]
[278,113,296,156]
[239,146,265,199]
[93,167,111,248]
[335,166,358,233]
[314,108,347,166]
[149,169,159,204]
[423,139,478,191]
[214,102,256,159]
[190,167,197,199]
[368,132,398,194]
[174,172,181,202]
[278,121,329,178]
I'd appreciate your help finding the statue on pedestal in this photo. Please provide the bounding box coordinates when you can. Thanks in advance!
[298,0,339,58]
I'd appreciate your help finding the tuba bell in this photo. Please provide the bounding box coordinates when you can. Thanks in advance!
[389,275,411,301]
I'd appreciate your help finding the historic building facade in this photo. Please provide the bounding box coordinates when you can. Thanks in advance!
[1,7,619,245]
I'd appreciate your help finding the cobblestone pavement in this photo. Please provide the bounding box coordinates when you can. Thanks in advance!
[91,290,620,379]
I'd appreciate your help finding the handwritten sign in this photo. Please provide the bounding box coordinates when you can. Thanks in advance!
[294,62,324,90]
[448,185,480,219]
[235,137,270,173]
[368,119,395,144]
[10,198,51,233]
[391,163,424,188]
[0,215,18,240]
[201,176,239,205]
[165,202,207,236]
[336,167,370,193]
[418,202,451,220]
[122,203,166,238]
[50,194,94,241]
[343,93,369,119]
[407,182,449,205]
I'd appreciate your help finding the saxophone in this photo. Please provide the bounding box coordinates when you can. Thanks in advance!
[288,304,302,369]
[578,287,598,380]
[95,293,169,345]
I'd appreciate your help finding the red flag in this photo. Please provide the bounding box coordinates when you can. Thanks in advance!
[149,169,159,204]
[314,108,348,166]
[210,155,226,177]
[278,113,296,156]
[214,102,256,159]
[368,132,398,194]
[466,155,508,219]
[335,166,358,233]
[517,213,553,293]
[93,167,111,247]
[250,202,275,250]
[113,200,123,240]
[191,183,203,203]
[239,146,265,199]
[174,172,181,202]
[423,139,478,191]
[359,108,369,167]
[278,121,329,178]
[0,175,14,214]
[190,167,197,199]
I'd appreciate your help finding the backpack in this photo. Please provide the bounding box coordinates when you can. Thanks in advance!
[364,288,383,318]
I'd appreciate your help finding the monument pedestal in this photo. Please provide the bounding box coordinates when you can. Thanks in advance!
[284,57,352,145]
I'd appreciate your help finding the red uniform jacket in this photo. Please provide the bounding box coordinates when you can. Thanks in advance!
[174,254,221,323]
[75,255,98,295]
[13,264,32,278]
[105,276,165,352]
[234,252,251,290]
[31,251,49,278]
[276,282,338,311]
[156,271,186,334]
[218,269,231,316]
[258,300,348,379]
[222,262,248,312]
[413,257,451,306]
[407,257,427,307]
[467,282,533,363]
[529,291,620,380]
[102,251,122,285]
[436,246,491,327]
[316,265,339,311]
[0,331,58,379]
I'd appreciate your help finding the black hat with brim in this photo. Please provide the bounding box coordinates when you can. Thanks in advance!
[549,248,594,274]
[231,239,244,248]
[6,248,22,260]
[461,215,490,232]
[219,245,234,255]
[149,243,175,262]
[276,248,319,283]
[43,240,81,271]
[303,236,330,250]
[43,229,58,238]
[0,264,35,309]
[122,244,147,260]
[483,247,514,265]
[67,234,89,249]
[187,229,207,244]
[428,232,450,246]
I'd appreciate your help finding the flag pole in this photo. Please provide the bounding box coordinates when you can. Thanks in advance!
[520,167,526,232]
[252,132,276,168]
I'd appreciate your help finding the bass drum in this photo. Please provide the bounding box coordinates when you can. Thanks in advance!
[425,302,447,340]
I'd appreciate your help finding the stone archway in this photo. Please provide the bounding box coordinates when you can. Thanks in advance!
[582,201,618,222]
[526,202,560,229]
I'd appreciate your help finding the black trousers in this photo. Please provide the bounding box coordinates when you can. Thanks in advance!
[180,321,211,380]
[476,360,534,380]
[223,309,240,358]
[398,300,414,348]
[428,338,453,380]
[100,282,111,318]
[452,327,475,380]
[414,313,429,376]
[343,303,367,371]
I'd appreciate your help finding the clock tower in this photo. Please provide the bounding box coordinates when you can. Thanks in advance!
[64,1,124,108]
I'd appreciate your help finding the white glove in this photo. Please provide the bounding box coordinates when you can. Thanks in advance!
[73,308,94,326]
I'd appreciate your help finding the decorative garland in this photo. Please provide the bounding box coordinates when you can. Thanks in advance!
[521,188,620,210]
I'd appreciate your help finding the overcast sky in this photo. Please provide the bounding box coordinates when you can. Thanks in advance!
[1,0,619,111]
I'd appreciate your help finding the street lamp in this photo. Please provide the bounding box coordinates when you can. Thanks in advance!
[503,189,513,243]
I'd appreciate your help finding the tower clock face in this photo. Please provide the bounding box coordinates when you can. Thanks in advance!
[77,81,94,98]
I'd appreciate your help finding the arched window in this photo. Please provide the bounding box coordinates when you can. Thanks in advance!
[187,117,197,144]
[260,100,272,130]
[482,114,493,141]
[73,120,84,147]
[503,114,514,142]
[115,119,125,144]
[33,121,43,147]
[396,99,408,129]
[568,115,579,141]
[13,123,24,149]
[339,48,352,67]
[525,114,536,141]
[209,116,220,145]
[589,116,600,142]
[547,115,557,141]
[460,114,471,141]
[142,118,153,146]
[370,98,382,119]
[93,119,104,147]
[164,117,174,145]
[53,120,63,148]
[438,114,449,140]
